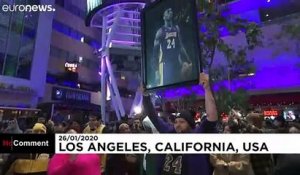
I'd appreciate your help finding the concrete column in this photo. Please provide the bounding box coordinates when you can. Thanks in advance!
[30,0,55,106]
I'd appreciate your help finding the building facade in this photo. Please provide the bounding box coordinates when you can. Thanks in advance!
[0,0,104,119]
[0,0,54,108]
[40,0,104,118]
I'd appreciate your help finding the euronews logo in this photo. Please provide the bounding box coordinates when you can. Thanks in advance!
[2,4,55,12]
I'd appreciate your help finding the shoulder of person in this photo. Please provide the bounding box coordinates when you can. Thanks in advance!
[83,126,90,133]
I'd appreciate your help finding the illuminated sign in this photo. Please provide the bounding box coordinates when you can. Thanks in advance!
[52,87,91,103]
[263,110,279,116]
[65,62,78,72]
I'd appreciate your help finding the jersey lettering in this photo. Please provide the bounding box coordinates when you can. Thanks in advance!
[159,26,181,65]
[165,32,177,39]
[167,38,176,49]
[162,154,183,175]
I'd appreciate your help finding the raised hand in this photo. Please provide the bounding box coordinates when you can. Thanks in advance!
[199,72,210,90]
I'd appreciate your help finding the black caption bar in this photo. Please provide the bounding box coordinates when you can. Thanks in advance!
[0,134,55,153]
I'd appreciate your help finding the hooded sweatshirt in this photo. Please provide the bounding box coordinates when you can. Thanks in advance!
[47,154,101,175]
[143,95,217,175]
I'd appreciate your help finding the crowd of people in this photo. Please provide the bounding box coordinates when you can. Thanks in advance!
[0,73,300,175]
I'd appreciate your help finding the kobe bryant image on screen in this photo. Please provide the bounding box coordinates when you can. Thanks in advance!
[151,7,193,86]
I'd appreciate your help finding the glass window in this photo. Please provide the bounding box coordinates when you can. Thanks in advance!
[24,12,39,29]
[0,0,39,79]
[68,52,77,62]
[19,36,34,56]
[16,56,31,79]
[0,3,10,27]
[16,35,34,79]
[6,32,21,57]
[0,52,5,74]
[4,54,18,77]
[2,0,13,5]
[11,20,24,34]
[0,25,8,51]
[23,26,36,38]
[11,1,25,29]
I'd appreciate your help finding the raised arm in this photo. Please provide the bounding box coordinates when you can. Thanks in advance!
[141,86,173,133]
[201,73,218,122]
[195,73,218,133]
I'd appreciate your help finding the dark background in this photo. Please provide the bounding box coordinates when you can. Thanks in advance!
[143,0,200,90]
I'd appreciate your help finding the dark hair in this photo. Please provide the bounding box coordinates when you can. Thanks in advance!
[225,121,240,133]
[133,117,141,122]
[89,115,100,121]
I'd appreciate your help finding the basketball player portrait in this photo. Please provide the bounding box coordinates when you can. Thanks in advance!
[151,8,193,86]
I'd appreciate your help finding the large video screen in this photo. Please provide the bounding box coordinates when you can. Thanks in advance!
[142,0,201,91]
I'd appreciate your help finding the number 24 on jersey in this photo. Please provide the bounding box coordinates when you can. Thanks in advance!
[167,38,176,49]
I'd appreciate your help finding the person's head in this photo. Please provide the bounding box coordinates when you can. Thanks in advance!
[32,123,47,134]
[223,121,240,134]
[68,120,81,133]
[247,112,264,129]
[88,115,100,131]
[66,129,77,134]
[37,116,46,124]
[133,118,141,130]
[274,116,285,128]
[174,111,195,133]
[7,118,17,130]
[163,8,173,21]
[54,123,65,133]
[119,123,131,133]
[289,126,300,133]
[47,120,54,129]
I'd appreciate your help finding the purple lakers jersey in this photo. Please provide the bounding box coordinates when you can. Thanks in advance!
[160,26,181,63]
